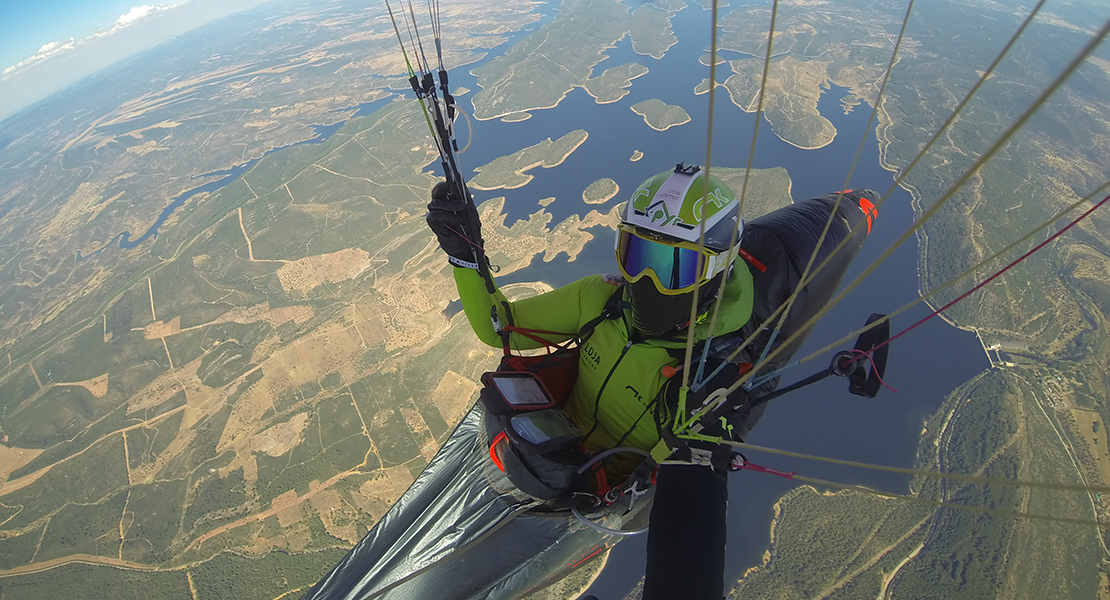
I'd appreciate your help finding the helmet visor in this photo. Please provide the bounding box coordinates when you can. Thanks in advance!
[617,228,709,294]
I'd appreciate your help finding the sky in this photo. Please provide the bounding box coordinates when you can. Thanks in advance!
[0,0,278,122]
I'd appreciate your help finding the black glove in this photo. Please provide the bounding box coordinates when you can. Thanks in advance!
[658,359,754,473]
[426,181,484,269]
[663,359,753,438]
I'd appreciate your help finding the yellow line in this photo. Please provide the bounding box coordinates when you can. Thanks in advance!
[148,277,156,322]
[27,362,43,390]
[121,431,132,486]
[162,338,175,371]
[238,207,256,261]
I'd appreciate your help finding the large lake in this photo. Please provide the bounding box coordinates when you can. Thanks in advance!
[88,0,992,593]
[440,3,991,596]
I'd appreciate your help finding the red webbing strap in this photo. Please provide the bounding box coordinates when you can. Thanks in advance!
[500,325,575,356]
[593,463,610,497]
[737,247,767,273]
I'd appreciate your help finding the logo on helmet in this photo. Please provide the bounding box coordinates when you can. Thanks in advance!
[626,168,740,241]
[692,187,730,221]
[643,199,686,228]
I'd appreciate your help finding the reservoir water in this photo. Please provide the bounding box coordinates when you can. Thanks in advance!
[78,1,992,593]
[431,3,992,595]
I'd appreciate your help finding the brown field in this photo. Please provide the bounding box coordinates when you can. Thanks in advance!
[273,489,306,527]
[277,248,374,294]
[353,466,416,524]
[56,373,109,398]
[430,370,480,426]
[0,445,44,486]
[310,488,360,544]
[250,412,311,457]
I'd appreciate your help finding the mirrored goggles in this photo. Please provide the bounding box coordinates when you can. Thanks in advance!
[615,225,726,295]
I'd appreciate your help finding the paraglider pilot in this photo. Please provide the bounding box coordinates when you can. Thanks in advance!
[427,163,878,599]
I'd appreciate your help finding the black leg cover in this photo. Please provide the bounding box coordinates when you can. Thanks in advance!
[643,464,728,600]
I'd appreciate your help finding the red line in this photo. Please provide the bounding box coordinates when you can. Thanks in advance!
[870,194,1109,357]
[569,545,605,570]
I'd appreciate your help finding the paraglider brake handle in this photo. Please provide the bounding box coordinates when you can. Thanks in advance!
[840,313,890,399]
[746,313,891,408]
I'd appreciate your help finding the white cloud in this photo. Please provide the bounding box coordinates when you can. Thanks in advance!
[0,0,275,120]
[1,4,183,81]
[115,6,156,29]
[2,38,77,79]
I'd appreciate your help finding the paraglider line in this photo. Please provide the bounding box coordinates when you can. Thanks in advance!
[719,14,1110,401]
[710,3,1102,393]
[727,440,1110,494]
[849,348,897,393]
[749,0,916,380]
[788,179,1110,376]
[866,193,1110,360]
[743,192,1108,390]
[688,0,781,392]
[735,0,1051,367]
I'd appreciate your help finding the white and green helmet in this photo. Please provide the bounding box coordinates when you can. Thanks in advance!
[617,164,744,295]
[622,163,743,252]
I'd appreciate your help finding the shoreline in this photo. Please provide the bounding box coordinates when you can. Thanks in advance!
[582,66,650,105]
[725,75,837,150]
[469,28,637,122]
[629,102,691,132]
[583,179,619,204]
[469,131,590,191]
[871,94,991,356]
[741,106,836,150]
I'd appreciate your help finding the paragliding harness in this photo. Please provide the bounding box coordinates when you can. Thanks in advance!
[480,286,658,508]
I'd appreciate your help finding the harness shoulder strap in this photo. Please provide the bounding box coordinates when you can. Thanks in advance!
[575,284,626,344]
